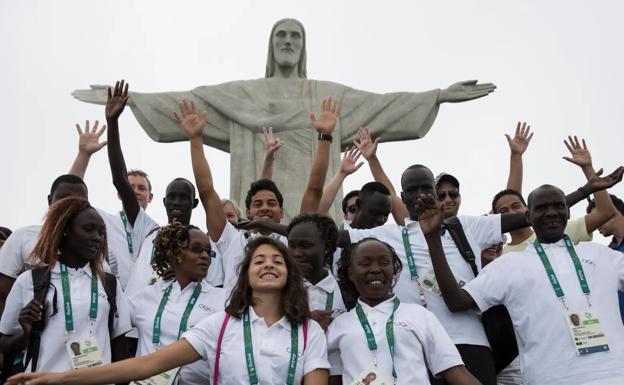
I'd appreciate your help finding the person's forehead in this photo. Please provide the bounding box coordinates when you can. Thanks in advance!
[188,229,209,243]
[166,180,192,195]
[128,174,149,186]
[274,21,302,35]
[251,190,278,201]
[495,193,525,208]
[289,221,320,239]
[253,243,284,257]
[354,240,392,259]
[402,168,434,187]
[437,181,459,191]
[530,188,565,207]
[346,196,358,205]
[73,208,104,226]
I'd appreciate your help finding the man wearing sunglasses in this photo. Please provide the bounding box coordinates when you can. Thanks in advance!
[436,173,462,219]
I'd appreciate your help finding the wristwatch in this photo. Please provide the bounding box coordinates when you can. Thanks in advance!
[317,133,333,143]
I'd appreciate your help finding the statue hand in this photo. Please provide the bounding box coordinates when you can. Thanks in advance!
[339,146,364,176]
[309,97,341,135]
[72,84,134,106]
[105,80,129,121]
[505,122,533,156]
[262,127,284,161]
[416,194,443,236]
[173,99,207,139]
[563,135,592,168]
[353,127,380,161]
[75,120,107,155]
[438,80,496,103]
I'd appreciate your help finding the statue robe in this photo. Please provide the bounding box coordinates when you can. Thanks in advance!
[129,78,440,222]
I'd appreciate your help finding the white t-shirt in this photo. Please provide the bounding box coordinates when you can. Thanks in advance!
[215,220,287,298]
[130,280,226,385]
[98,208,159,290]
[182,307,330,385]
[0,262,132,374]
[503,216,591,255]
[463,240,624,385]
[348,215,503,347]
[305,272,347,313]
[327,296,463,385]
[0,225,41,278]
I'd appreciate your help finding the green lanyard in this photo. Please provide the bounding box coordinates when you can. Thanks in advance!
[401,228,418,279]
[533,235,591,309]
[149,230,161,264]
[355,297,400,380]
[119,211,134,255]
[152,282,203,346]
[325,291,334,311]
[59,262,98,333]
[243,308,299,385]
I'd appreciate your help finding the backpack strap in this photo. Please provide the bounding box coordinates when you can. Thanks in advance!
[25,267,53,372]
[442,217,479,277]
[102,272,118,338]
[213,313,231,385]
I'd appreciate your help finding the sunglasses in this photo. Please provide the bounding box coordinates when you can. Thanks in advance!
[187,244,216,258]
[437,190,460,201]
[346,205,358,214]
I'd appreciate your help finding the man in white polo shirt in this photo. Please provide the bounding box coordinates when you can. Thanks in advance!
[420,184,624,385]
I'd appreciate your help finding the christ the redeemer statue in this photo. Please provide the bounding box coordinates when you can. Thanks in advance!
[72,18,495,221]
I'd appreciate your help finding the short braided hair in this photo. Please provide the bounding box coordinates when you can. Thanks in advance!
[151,220,199,278]
[287,213,338,266]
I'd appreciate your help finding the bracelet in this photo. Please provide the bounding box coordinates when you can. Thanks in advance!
[317,133,333,143]
[577,185,591,199]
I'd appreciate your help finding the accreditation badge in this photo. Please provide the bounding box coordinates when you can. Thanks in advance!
[351,369,393,385]
[65,336,103,369]
[418,265,467,297]
[130,368,180,385]
[565,309,610,355]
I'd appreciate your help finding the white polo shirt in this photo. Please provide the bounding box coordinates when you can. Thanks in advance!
[0,262,132,374]
[327,296,463,384]
[98,208,159,290]
[502,216,591,255]
[305,272,346,313]
[130,280,226,385]
[0,225,41,278]
[215,221,287,298]
[348,215,502,347]
[463,240,624,385]
[182,308,330,385]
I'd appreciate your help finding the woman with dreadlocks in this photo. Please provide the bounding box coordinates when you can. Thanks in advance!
[128,219,225,385]
[287,213,346,331]
[0,197,131,376]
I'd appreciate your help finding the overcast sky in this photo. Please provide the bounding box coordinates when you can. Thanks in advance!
[1,1,622,244]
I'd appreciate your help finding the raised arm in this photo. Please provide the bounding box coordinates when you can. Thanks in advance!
[104,80,142,225]
[259,127,284,180]
[563,136,621,232]
[354,127,409,225]
[300,97,340,214]
[318,146,363,215]
[174,100,227,241]
[418,194,477,312]
[505,122,533,193]
[68,120,107,178]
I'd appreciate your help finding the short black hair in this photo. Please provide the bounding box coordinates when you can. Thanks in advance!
[342,190,360,214]
[245,179,284,209]
[0,226,12,241]
[287,213,338,263]
[492,189,527,213]
[587,194,624,215]
[359,182,390,199]
[49,174,88,197]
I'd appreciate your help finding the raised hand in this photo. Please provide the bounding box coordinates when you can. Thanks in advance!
[174,99,207,139]
[438,80,496,103]
[18,299,44,335]
[339,146,364,176]
[587,166,624,193]
[416,194,443,236]
[262,127,284,161]
[75,120,107,155]
[105,80,129,121]
[505,122,533,155]
[309,97,340,134]
[353,127,381,160]
[563,135,592,168]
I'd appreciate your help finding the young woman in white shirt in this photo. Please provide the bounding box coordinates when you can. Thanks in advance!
[0,197,131,374]
[328,237,481,385]
[129,220,226,385]
[7,236,330,385]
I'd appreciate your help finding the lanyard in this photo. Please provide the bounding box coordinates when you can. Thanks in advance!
[59,262,98,334]
[325,291,334,311]
[152,282,202,346]
[401,228,418,279]
[149,230,161,264]
[533,235,591,309]
[243,308,299,385]
[355,297,400,380]
[119,211,134,255]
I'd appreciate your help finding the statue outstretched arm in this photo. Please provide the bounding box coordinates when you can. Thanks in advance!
[438,80,496,103]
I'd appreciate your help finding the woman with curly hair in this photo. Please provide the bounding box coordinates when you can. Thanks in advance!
[328,238,479,385]
[287,213,346,331]
[7,237,330,385]
[0,197,132,375]
[129,220,225,385]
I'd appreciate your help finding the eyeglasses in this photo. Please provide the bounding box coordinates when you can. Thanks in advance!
[187,244,216,258]
[437,190,460,201]
[346,205,358,214]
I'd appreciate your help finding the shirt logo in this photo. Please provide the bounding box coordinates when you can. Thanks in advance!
[198,304,215,313]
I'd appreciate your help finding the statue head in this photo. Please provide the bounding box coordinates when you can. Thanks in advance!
[265,18,307,78]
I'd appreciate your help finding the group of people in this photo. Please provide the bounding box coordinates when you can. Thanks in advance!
[0,78,623,385]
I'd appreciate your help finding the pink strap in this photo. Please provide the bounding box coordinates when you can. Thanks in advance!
[213,313,231,385]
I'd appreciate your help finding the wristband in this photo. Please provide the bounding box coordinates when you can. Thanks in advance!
[317,133,333,143]
[577,185,591,199]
